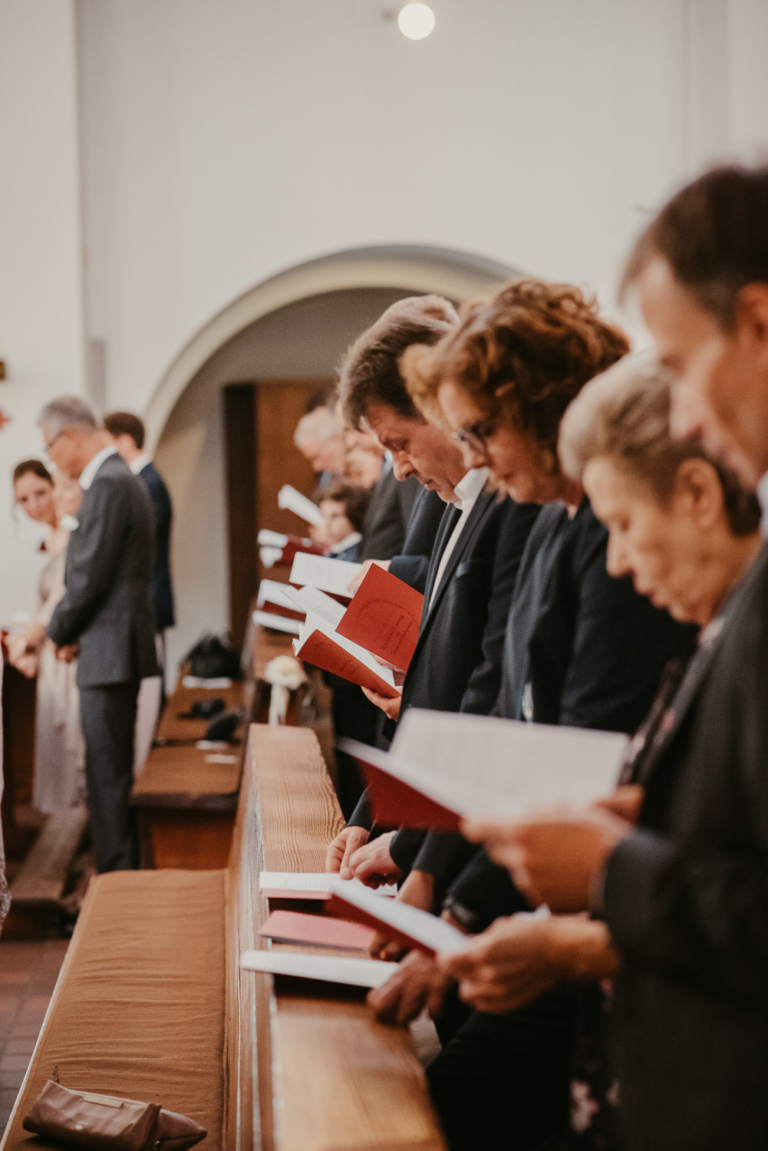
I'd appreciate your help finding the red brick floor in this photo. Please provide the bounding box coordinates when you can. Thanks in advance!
[0,939,69,1133]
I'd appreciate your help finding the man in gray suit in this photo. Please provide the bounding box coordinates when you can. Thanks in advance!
[40,397,158,872]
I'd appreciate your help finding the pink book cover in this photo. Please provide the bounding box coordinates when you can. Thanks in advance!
[258,910,375,951]
[336,563,423,673]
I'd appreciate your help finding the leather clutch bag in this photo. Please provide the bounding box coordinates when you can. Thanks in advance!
[23,1080,207,1151]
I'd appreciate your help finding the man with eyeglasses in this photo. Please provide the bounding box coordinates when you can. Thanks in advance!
[40,396,158,873]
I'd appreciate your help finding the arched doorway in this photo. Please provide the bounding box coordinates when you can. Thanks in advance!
[149,245,519,679]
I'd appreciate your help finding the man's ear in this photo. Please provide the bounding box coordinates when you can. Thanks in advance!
[734,284,768,357]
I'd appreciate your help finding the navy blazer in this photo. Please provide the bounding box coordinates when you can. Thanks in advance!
[138,460,175,631]
[388,486,446,594]
[446,499,697,927]
[358,468,421,563]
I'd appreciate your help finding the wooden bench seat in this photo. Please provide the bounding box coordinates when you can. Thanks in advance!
[155,675,245,745]
[1,869,227,1150]
[132,744,243,869]
[2,725,445,1151]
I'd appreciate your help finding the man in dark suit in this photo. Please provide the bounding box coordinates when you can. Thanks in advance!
[358,459,420,562]
[103,411,175,638]
[327,295,539,886]
[40,397,159,872]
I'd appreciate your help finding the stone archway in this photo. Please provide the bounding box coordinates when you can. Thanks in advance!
[144,243,518,450]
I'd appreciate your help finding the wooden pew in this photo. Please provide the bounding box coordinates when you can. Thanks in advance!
[1,724,445,1151]
[131,744,242,869]
[155,670,246,745]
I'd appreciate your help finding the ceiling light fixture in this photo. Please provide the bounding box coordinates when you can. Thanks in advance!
[397,3,436,40]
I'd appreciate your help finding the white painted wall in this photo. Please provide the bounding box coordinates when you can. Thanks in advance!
[0,0,85,625]
[154,286,422,682]
[74,0,765,418]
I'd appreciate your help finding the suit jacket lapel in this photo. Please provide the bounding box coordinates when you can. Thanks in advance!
[421,489,495,629]
[421,503,461,614]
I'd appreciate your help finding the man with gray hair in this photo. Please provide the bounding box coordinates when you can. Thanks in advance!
[40,396,158,872]
[293,405,346,482]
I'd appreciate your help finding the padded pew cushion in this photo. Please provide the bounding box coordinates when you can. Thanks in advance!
[2,870,227,1151]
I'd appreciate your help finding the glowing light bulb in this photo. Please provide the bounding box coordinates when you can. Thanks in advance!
[397,3,436,40]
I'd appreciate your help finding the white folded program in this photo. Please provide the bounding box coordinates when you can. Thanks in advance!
[240,950,399,989]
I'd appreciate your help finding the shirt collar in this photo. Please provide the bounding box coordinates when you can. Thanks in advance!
[757,471,768,538]
[79,445,118,491]
[329,531,362,555]
[129,452,152,476]
[452,467,489,509]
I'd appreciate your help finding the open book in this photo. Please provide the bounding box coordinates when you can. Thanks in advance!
[326,877,467,957]
[289,552,362,599]
[252,579,304,635]
[339,708,629,828]
[335,563,423,673]
[258,529,324,569]
[293,619,401,698]
[240,950,398,990]
[277,484,323,526]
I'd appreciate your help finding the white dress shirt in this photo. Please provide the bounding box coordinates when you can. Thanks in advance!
[79,445,118,491]
[757,471,768,538]
[429,467,489,608]
[129,452,152,476]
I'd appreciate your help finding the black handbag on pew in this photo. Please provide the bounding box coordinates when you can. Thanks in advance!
[184,632,242,681]
[23,1080,206,1151]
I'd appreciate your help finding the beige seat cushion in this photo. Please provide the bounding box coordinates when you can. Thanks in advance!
[2,870,227,1151]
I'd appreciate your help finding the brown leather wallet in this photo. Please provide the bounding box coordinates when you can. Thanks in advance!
[23,1080,207,1151]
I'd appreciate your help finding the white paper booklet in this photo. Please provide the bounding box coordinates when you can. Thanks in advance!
[257,529,289,548]
[289,552,362,599]
[240,950,398,989]
[278,484,323,526]
[260,872,398,898]
[282,585,346,629]
[328,877,467,955]
[252,579,304,635]
[361,708,629,821]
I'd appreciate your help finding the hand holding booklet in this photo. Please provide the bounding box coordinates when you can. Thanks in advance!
[339,708,629,829]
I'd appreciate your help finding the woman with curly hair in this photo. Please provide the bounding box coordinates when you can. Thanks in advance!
[367,280,697,1151]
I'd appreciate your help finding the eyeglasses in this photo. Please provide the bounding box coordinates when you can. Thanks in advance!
[43,430,65,456]
[451,416,498,455]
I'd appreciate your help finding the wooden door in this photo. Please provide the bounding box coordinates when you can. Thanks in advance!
[223,379,332,646]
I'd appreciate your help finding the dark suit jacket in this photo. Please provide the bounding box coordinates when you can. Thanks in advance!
[47,453,159,689]
[388,486,446,594]
[138,460,175,631]
[359,468,420,563]
[601,543,768,1151]
[383,491,540,867]
[445,499,698,927]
